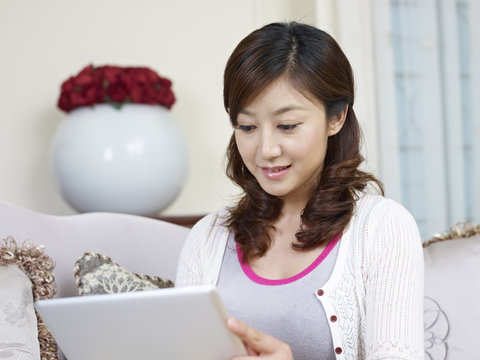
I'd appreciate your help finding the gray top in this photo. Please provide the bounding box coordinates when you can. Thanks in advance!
[217,233,340,360]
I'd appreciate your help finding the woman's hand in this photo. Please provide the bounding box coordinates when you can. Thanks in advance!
[227,317,294,359]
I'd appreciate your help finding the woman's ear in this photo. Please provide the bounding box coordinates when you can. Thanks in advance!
[328,105,348,136]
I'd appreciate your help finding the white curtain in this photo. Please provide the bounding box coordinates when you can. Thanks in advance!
[315,0,480,239]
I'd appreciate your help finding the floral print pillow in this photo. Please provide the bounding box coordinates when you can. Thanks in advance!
[74,252,173,296]
[0,266,39,360]
[0,238,57,360]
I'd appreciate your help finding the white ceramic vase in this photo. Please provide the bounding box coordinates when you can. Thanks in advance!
[51,104,188,215]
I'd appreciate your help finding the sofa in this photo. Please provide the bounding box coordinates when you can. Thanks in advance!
[0,199,479,360]
[423,223,480,360]
[0,199,190,359]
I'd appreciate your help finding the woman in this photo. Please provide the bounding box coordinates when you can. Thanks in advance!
[176,22,424,359]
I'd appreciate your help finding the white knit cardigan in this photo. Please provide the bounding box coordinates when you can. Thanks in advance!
[176,194,424,359]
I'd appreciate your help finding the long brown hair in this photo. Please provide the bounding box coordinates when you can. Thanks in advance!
[223,22,383,261]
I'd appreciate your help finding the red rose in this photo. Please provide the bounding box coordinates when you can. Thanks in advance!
[101,66,123,85]
[60,77,76,92]
[75,72,94,87]
[107,82,129,103]
[57,92,72,111]
[57,64,176,112]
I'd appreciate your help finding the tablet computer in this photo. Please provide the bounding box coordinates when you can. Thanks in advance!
[35,286,246,360]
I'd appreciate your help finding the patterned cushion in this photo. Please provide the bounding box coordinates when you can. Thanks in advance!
[0,237,58,360]
[423,223,480,360]
[74,252,174,296]
[0,266,39,360]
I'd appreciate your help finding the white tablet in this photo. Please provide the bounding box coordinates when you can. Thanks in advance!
[35,286,246,360]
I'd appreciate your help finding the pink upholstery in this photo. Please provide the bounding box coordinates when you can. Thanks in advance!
[0,200,190,297]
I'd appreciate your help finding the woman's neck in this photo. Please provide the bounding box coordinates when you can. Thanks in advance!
[269,201,306,247]
[278,197,308,222]
[251,198,326,280]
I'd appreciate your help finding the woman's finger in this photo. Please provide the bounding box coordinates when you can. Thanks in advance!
[227,317,292,358]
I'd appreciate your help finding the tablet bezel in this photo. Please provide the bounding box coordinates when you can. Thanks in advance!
[35,286,246,360]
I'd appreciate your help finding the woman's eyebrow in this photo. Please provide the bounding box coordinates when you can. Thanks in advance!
[238,105,306,117]
[272,105,305,116]
[238,109,253,116]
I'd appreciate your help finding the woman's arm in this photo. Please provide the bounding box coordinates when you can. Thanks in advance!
[175,214,213,287]
[175,211,230,287]
[364,199,424,359]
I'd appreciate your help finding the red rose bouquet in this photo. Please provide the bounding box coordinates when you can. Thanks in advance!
[57,65,175,113]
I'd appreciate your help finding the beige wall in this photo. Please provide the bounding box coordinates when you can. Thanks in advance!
[0,0,318,216]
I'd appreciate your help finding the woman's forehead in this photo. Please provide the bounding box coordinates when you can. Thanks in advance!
[240,77,323,112]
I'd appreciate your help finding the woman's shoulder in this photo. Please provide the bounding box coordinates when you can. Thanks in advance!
[355,193,414,222]
[176,208,231,286]
[188,208,231,244]
[192,208,230,232]
[352,193,421,247]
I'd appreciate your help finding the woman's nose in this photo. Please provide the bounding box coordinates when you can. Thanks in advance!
[259,131,281,159]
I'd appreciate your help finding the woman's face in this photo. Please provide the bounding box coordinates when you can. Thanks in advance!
[234,77,345,206]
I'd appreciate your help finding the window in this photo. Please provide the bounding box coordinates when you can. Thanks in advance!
[375,0,479,238]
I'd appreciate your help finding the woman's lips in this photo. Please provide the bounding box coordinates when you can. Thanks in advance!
[261,165,291,180]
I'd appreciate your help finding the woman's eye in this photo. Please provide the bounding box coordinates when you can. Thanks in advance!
[237,125,255,132]
[278,124,298,131]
